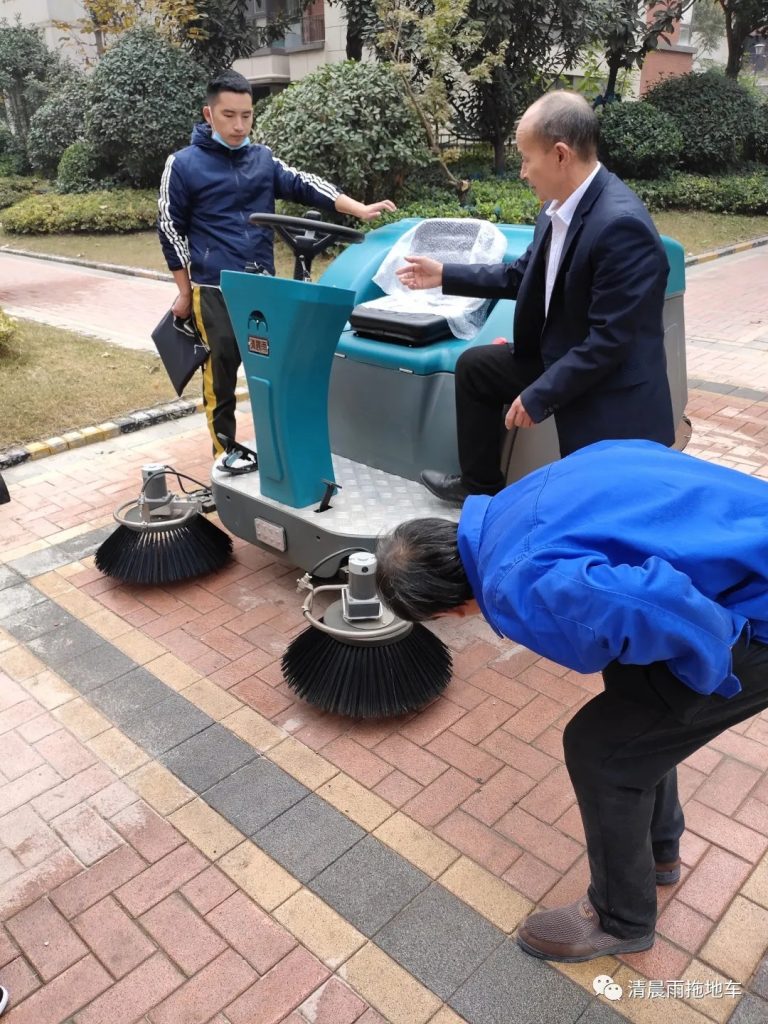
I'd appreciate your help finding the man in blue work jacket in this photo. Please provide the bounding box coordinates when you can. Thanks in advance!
[375,440,768,963]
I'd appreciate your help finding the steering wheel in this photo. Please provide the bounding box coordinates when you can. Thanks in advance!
[249,212,364,253]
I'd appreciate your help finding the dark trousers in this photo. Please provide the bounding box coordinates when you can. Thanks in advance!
[563,635,768,939]
[454,343,541,493]
[192,285,241,455]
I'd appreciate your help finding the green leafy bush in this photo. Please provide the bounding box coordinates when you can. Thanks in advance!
[27,75,92,178]
[255,60,431,204]
[752,103,768,164]
[0,189,158,233]
[627,172,768,214]
[645,71,759,172]
[0,175,50,211]
[468,179,541,224]
[56,141,102,194]
[0,307,16,347]
[598,101,683,180]
[0,122,28,176]
[84,26,207,188]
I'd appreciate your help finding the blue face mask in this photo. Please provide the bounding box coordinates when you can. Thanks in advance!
[212,130,250,150]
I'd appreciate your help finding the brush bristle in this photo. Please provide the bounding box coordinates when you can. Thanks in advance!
[282,623,452,718]
[95,515,232,585]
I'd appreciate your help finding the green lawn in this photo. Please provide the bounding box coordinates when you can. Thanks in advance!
[0,228,327,279]
[0,318,195,450]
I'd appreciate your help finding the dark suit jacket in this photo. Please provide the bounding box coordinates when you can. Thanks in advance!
[442,166,675,455]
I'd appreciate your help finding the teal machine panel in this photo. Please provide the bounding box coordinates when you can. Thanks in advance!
[220,271,356,509]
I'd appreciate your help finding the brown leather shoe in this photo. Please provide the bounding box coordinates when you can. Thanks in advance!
[656,858,681,885]
[516,897,655,963]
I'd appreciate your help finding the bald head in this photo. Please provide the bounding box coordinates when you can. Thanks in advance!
[520,92,599,163]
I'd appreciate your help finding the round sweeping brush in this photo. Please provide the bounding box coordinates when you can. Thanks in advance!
[281,552,452,718]
[95,465,232,585]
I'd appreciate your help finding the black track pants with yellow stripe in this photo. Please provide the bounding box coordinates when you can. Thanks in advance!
[191,285,240,455]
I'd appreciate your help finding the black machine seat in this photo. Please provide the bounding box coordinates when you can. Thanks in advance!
[348,306,452,347]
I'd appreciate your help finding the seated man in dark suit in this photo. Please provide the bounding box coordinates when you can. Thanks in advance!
[397,91,674,503]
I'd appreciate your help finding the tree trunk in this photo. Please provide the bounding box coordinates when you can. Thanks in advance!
[722,4,743,77]
[604,59,621,101]
[346,24,363,60]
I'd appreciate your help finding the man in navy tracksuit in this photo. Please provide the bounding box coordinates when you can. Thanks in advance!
[158,69,395,453]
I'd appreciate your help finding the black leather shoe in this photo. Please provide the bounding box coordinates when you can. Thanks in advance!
[420,470,471,505]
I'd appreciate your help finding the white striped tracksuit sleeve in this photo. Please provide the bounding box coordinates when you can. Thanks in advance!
[272,155,340,210]
[157,154,191,271]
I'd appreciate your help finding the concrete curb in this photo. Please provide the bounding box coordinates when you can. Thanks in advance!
[0,387,251,471]
[0,244,174,282]
[684,234,768,267]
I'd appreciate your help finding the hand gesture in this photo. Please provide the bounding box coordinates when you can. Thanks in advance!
[357,199,397,221]
[505,396,534,430]
[396,255,444,290]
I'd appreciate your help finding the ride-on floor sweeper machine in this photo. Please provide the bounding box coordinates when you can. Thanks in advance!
[203,211,688,717]
[100,211,688,717]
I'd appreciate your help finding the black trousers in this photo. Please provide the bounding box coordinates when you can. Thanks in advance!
[563,634,768,939]
[192,285,241,455]
[454,343,541,493]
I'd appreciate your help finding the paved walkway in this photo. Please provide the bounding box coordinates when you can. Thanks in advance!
[0,249,767,1023]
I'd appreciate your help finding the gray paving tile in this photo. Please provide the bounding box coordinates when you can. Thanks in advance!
[0,599,76,642]
[576,999,632,1024]
[376,885,505,1000]
[7,546,75,578]
[55,643,139,693]
[88,668,171,726]
[0,566,22,591]
[27,620,103,669]
[0,581,47,620]
[160,724,257,793]
[56,526,115,563]
[751,956,768,1001]
[729,993,768,1024]
[449,939,591,1024]
[309,835,430,935]
[254,794,365,883]
[119,694,213,757]
[204,760,309,836]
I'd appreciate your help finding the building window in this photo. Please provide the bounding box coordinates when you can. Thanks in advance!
[247,0,325,51]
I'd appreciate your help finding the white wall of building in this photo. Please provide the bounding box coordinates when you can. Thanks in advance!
[0,0,98,63]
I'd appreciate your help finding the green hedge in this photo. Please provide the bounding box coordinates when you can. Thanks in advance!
[0,176,50,211]
[627,172,768,214]
[56,141,102,194]
[598,101,683,180]
[645,71,758,172]
[0,189,158,234]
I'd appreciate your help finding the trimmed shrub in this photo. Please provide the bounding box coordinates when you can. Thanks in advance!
[84,27,207,188]
[0,190,158,234]
[645,70,759,172]
[627,172,768,214]
[468,179,541,224]
[255,61,431,204]
[0,175,50,211]
[56,141,102,194]
[598,101,683,180]
[0,307,16,348]
[27,75,92,178]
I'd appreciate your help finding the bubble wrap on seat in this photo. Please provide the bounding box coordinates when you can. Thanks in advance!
[359,218,508,341]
